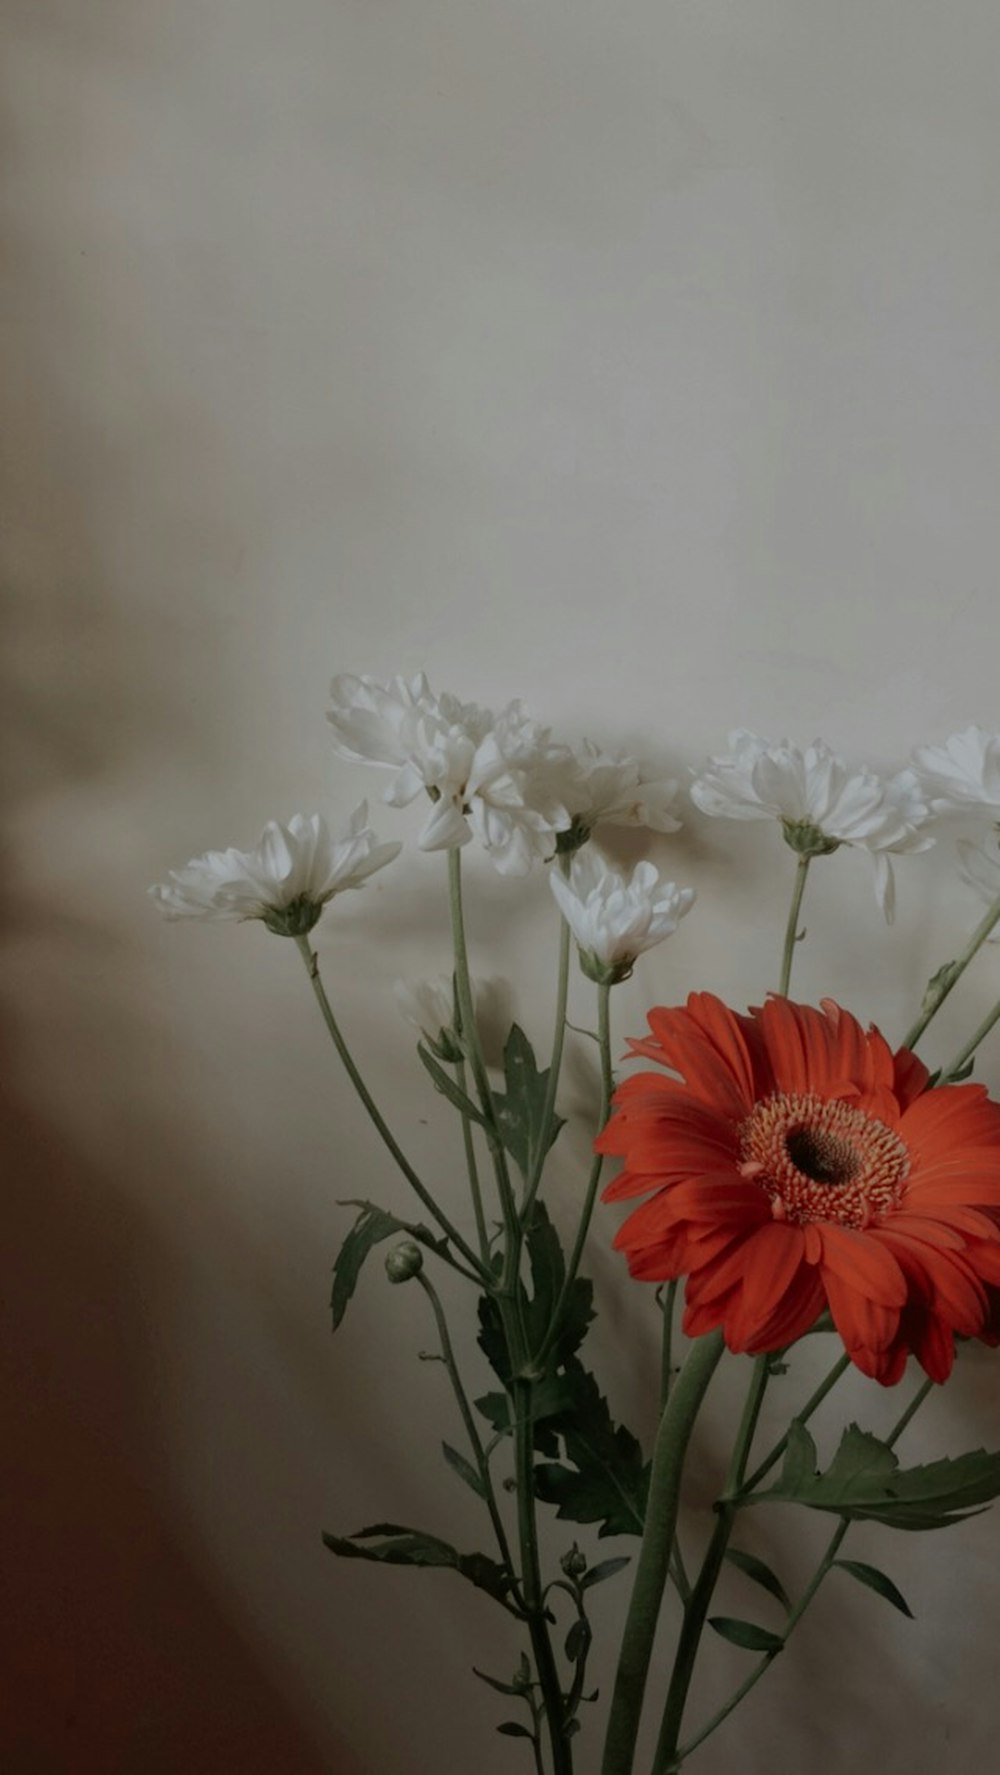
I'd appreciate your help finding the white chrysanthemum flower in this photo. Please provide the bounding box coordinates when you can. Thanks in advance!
[690,731,934,920]
[394,976,458,1043]
[956,836,1000,937]
[912,727,1000,814]
[327,672,572,874]
[149,805,400,935]
[549,848,695,983]
[555,740,682,848]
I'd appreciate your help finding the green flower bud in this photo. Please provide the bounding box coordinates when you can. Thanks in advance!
[560,1544,588,1579]
[385,1241,424,1284]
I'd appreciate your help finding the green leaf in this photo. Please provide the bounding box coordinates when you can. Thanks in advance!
[756,1422,1000,1530]
[708,1616,785,1655]
[565,1617,590,1662]
[497,1723,534,1739]
[417,1044,489,1125]
[473,1667,529,1699]
[532,1359,650,1537]
[833,1559,914,1618]
[724,1547,791,1612]
[322,1523,513,1609]
[580,1556,631,1591]
[442,1442,486,1499]
[330,1202,449,1330]
[492,1024,565,1179]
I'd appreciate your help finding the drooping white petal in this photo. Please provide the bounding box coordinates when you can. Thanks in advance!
[912,728,1000,814]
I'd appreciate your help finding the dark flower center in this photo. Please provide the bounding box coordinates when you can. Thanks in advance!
[785,1126,861,1186]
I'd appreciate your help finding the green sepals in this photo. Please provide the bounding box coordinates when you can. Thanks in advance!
[492,1025,566,1179]
[261,894,324,936]
[532,1358,650,1537]
[780,819,841,859]
[423,1027,465,1065]
[833,1559,914,1618]
[417,1043,489,1125]
[724,1546,791,1612]
[708,1616,785,1655]
[578,947,633,987]
[921,960,959,1013]
[322,1523,514,1610]
[752,1421,1000,1529]
[496,1723,534,1739]
[442,1441,486,1498]
[555,816,592,856]
[473,1655,532,1697]
[331,1202,450,1330]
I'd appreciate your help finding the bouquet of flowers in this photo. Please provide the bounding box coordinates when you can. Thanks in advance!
[152,679,1000,1773]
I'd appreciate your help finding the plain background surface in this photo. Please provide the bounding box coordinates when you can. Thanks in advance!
[6,2,1000,1770]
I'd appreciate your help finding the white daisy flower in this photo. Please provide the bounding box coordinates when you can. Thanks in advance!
[690,730,934,919]
[149,805,400,935]
[912,727,1000,815]
[554,739,682,851]
[549,848,695,983]
[327,672,572,874]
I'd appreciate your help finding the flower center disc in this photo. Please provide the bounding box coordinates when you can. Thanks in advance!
[739,1091,909,1228]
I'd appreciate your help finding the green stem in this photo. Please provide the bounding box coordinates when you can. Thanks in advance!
[455,1055,490,1258]
[295,939,487,1278]
[512,1374,573,1775]
[778,856,811,996]
[651,1355,770,1774]
[659,1281,680,1414]
[521,912,572,1223]
[940,997,1000,1083]
[415,1271,520,1598]
[447,853,519,1272]
[740,1351,851,1496]
[600,1330,726,1775]
[535,982,613,1366]
[902,892,1000,1051]
[675,1373,935,1766]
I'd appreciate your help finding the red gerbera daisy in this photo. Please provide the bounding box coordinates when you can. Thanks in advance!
[598,993,1000,1384]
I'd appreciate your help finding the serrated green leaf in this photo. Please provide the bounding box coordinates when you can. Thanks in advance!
[330,1202,449,1330]
[322,1523,513,1608]
[492,1024,565,1179]
[724,1547,791,1611]
[755,1423,1000,1530]
[532,1359,649,1537]
[834,1560,914,1618]
[417,1044,489,1124]
[497,1722,534,1739]
[580,1556,631,1591]
[708,1616,785,1655]
[442,1441,486,1498]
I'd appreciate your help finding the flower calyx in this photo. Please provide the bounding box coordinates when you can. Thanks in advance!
[780,819,841,859]
[261,894,325,937]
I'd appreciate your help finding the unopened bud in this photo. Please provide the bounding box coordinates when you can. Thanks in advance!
[385,1241,424,1284]
[560,1544,588,1579]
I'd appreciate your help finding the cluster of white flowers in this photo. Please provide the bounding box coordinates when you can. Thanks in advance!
[149,806,400,935]
[690,731,934,920]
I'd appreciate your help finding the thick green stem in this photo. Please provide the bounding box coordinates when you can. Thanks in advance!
[600,1331,726,1775]
[415,1271,519,1596]
[521,912,572,1223]
[651,1355,770,1774]
[902,892,1000,1051]
[659,1281,680,1414]
[940,997,1000,1083]
[778,856,811,996]
[295,938,486,1278]
[455,1055,490,1258]
[512,1373,574,1775]
[675,1373,935,1766]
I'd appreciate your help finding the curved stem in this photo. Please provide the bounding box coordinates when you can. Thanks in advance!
[415,1271,519,1596]
[778,856,811,996]
[902,892,1000,1051]
[295,939,487,1278]
[740,1351,851,1496]
[940,996,1000,1083]
[651,1355,770,1774]
[521,912,572,1223]
[675,1372,935,1767]
[600,1330,726,1775]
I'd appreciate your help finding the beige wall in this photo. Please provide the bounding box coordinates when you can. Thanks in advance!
[6,3,1000,1771]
